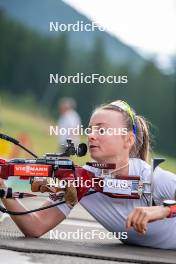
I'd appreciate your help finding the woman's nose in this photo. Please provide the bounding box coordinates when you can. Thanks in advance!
[87,130,98,141]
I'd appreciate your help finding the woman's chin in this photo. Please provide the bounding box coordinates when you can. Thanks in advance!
[89,149,110,162]
[90,152,105,162]
[90,152,101,161]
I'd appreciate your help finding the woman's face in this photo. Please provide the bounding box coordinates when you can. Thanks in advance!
[88,109,133,162]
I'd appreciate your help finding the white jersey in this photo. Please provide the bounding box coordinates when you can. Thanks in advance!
[48,158,176,249]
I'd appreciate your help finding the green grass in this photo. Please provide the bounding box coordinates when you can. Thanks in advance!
[1,102,57,155]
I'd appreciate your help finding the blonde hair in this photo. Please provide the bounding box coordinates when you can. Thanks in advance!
[95,100,150,162]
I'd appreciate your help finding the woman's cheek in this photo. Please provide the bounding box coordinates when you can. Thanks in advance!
[104,139,118,152]
[100,134,121,150]
[107,134,120,145]
[110,136,124,152]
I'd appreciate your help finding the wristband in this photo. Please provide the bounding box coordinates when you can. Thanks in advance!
[163,200,176,218]
[167,205,176,218]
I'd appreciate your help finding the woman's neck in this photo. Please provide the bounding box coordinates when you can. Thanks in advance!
[97,157,129,176]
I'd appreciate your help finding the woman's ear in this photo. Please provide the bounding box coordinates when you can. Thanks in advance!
[124,131,135,149]
[128,131,135,149]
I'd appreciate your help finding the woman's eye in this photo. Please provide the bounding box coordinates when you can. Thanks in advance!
[88,128,92,133]
[99,128,106,135]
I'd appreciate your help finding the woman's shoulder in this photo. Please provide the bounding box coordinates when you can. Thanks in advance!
[129,157,175,174]
[129,158,151,176]
[129,158,176,184]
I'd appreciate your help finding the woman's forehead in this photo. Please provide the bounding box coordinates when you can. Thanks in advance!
[89,109,123,125]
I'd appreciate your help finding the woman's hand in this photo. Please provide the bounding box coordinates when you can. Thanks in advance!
[126,206,170,234]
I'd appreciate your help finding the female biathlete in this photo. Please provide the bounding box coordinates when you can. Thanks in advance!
[0,100,176,249]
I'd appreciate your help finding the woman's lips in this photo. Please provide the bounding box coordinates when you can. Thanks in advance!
[89,145,99,150]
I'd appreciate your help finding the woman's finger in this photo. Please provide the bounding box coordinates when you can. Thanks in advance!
[136,213,149,234]
[126,208,141,229]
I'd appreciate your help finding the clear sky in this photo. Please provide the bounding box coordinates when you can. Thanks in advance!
[64,0,176,70]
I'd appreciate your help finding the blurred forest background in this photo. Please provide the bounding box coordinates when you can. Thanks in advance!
[0,0,175,173]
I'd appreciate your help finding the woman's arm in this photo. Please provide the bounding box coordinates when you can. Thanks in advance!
[128,163,176,234]
[126,206,170,234]
[0,179,65,237]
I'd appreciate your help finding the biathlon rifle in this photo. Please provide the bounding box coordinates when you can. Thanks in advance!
[0,133,165,215]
